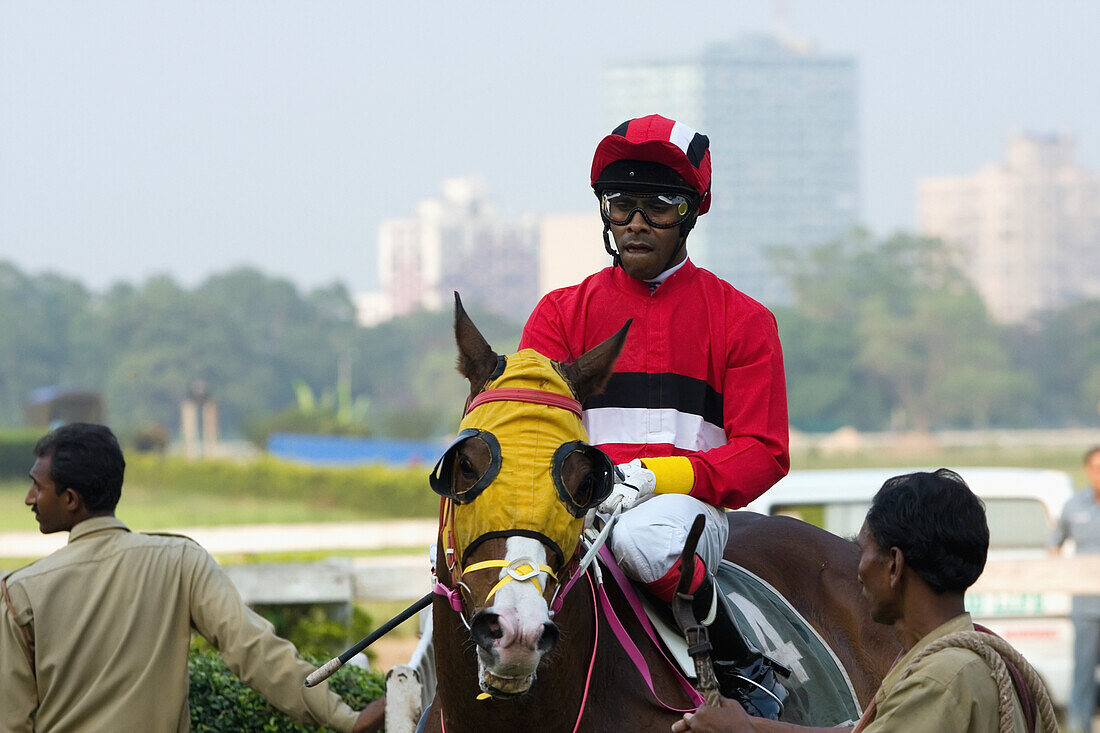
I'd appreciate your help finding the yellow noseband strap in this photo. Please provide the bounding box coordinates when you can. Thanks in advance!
[463,558,558,602]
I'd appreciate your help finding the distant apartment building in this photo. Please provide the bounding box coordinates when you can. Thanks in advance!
[361,178,539,326]
[604,36,859,304]
[918,134,1100,323]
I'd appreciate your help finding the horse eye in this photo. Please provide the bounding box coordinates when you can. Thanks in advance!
[451,435,494,497]
[572,473,596,506]
[458,454,478,480]
[561,451,599,503]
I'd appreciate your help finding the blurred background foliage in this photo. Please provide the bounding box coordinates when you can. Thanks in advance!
[3,231,1100,443]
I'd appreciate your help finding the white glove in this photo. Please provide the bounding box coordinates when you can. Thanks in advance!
[597,459,657,514]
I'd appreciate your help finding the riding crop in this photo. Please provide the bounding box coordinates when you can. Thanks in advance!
[304,591,433,687]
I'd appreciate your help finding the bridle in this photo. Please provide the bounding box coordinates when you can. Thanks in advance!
[432,384,705,729]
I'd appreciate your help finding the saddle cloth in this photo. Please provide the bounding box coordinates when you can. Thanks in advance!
[640,559,862,727]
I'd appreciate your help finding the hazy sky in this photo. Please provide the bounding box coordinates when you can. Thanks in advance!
[2,1,1098,294]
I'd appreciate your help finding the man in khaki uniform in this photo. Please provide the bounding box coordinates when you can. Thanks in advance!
[1,423,384,732]
[671,469,1034,733]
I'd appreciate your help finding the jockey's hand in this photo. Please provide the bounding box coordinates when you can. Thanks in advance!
[597,459,656,514]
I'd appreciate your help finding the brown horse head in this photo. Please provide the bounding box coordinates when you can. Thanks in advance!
[432,293,627,698]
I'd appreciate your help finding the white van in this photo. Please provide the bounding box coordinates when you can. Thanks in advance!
[742,466,1075,708]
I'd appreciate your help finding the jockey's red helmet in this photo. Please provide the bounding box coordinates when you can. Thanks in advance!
[591,114,712,215]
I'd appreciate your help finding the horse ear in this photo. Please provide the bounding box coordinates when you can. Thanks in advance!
[560,320,631,403]
[454,292,500,391]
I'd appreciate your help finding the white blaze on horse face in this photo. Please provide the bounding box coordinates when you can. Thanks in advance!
[495,534,554,638]
[487,537,552,659]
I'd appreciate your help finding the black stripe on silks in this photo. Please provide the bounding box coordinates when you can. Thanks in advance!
[583,372,723,428]
[686,133,709,168]
[612,120,630,137]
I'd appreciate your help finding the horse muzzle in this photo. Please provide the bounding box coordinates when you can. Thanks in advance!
[470,609,560,697]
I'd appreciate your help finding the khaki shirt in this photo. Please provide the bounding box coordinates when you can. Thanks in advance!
[1,517,358,733]
[864,613,1027,733]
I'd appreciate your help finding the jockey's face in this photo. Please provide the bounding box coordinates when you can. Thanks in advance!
[609,206,686,282]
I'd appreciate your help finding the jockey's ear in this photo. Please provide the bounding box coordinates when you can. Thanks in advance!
[454,292,500,393]
[561,320,631,403]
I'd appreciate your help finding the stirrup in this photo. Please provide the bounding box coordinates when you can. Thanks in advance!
[714,657,789,720]
[698,579,791,720]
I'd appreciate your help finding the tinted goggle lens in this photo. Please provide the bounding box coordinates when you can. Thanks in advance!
[601,192,692,228]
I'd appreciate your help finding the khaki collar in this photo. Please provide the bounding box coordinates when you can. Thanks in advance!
[876,612,974,704]
[68,515,130,544]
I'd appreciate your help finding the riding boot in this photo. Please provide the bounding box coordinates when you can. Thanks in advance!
[692,576,791,720]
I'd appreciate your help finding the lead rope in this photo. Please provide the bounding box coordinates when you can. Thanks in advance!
[900,631,1056,733]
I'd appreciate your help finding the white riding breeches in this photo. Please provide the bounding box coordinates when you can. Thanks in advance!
[608,494,730,584]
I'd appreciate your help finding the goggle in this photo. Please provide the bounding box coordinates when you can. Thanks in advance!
[600,191,694,229]
[429,430,616,518]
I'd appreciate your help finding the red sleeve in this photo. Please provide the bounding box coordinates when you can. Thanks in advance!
[687,307,790,509]
[519,292,576,362]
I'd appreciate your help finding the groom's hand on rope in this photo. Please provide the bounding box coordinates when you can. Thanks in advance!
[598,459,657,514]
[672,696,758,732]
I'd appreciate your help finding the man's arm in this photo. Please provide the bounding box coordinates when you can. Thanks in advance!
[1,579,37,733]
[668,308,789,509]
[671,697,851,732]
[184,546,365,733]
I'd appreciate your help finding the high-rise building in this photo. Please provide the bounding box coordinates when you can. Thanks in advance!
[604,36,859,304]
[918,134,1100,323]
[366,178,539,326]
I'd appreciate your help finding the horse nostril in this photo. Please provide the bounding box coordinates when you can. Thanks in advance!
[537,621,559,654]
[470,611,503,650]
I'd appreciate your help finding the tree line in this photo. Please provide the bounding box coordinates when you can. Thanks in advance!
[2,231,1098,442]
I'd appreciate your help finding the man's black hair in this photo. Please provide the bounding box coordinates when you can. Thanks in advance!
[1083,445,1100,465]
[865,468,988,594]
[34,422,125,513]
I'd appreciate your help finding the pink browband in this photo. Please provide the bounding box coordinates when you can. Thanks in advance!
[465,388,582,418]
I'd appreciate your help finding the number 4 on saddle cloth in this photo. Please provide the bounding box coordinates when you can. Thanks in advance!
[631,556,864,727]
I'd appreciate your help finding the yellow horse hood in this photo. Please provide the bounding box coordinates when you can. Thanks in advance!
[446,349,594,566]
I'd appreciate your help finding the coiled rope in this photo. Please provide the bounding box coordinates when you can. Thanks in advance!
[901,630,1058,733]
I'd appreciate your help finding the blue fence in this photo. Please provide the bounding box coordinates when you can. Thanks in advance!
[267,433,446,467]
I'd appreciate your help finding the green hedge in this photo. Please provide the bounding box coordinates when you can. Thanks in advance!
[0,429,41,478]
[188,648,384,732]
[126,454,438,517]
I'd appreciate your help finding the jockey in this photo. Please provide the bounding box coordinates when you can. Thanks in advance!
[519,114,791,717]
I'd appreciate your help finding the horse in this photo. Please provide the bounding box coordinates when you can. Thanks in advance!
[420,296,899,732]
